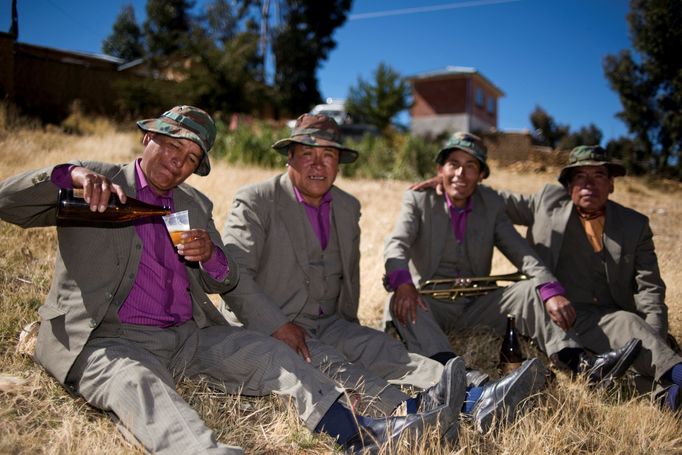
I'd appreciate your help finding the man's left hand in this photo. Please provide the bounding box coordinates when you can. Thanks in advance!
[544,295,576,331]
[176,229,215,262]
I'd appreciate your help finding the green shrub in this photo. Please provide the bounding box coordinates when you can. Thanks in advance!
[210,122,440,181]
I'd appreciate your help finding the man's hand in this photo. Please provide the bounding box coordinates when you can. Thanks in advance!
[544,295,576,331]
[272,322,312,363]
[408,176,443,195]
[69,166,127,212]
[392,283,429,326]
[176,229,215,263]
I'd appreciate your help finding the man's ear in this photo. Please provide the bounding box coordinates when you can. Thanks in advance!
[142,133,151,146]
[609,177,615,194]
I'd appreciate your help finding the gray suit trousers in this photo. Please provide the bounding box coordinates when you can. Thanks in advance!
[572,303,682,387]
[67,321,341,455]
[304,316,442,414]
[391,280,582,358]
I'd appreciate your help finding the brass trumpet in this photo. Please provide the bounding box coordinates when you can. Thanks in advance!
[419,271,528,301]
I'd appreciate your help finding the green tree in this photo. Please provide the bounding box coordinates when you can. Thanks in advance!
[102,4,145,61]
[144,0,195,58]
[529,106,569,148]
[181,0,267,115]
[345,63,411,132]
[606,136,648,176]
[271,0,352,116]
[603,0,682,177]
[557,123,603,151]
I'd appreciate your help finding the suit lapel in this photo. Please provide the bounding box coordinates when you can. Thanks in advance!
[429,193,451,276]
[330,187,355,300]
[602,201,622,264]
[550,201,574,269]
[465,192,487,275]
[278,174,312,274]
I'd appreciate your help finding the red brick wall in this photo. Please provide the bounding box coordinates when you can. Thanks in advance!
[411,77,468,117]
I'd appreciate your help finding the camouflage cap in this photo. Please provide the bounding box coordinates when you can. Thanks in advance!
[435,132,490,178]
[558,145,626,186]
[137,105,216,176]
[272,113,359,164]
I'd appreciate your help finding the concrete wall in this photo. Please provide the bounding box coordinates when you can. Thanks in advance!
[411,113,470,137]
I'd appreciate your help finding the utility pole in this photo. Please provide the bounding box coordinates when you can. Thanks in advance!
[260,0,270,82]
[10,0,19,40]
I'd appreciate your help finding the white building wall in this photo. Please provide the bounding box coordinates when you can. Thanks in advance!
[411,114,496,137]
[410,114,469,137]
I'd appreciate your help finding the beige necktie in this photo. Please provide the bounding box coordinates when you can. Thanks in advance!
[579,215,605,252]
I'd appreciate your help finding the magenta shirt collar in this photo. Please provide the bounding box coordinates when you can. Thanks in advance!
[293,185,333,250]
[444,192,472,243]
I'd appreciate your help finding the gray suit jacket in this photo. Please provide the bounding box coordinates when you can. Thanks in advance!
[384,185,556,287]
[0,161,238,384]
[501,183,667,335]
[221,173,360,336]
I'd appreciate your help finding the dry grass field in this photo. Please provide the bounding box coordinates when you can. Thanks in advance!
[1,121,681,454]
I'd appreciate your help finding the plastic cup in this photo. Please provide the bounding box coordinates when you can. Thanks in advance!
[162,210,190,246]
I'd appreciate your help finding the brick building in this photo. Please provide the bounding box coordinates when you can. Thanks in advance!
[409,66,504,137]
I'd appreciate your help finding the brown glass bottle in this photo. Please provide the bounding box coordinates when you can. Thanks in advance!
[57,188,171,223]
[499,314,525,374]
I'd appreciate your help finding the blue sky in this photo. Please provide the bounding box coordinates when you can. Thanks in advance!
[1,0,633,142]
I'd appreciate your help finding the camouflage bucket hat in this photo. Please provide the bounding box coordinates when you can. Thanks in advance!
[137,105,216,176]
[558,145,626,186]
[435,132,490,178]
[272,113,359,164]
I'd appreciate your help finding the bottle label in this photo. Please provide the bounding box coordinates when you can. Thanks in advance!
[499,361,523,374]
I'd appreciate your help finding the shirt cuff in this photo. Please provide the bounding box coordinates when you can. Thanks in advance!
[50,164,76,188]
[386,269,413,291]
[538,281,566,302]
[200,246,229,281]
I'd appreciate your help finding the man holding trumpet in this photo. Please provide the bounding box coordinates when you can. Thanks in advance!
[384,132,640,385]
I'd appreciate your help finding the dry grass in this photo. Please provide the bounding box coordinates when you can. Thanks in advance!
[1,123,681,454]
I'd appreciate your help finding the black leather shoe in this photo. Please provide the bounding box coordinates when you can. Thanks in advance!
[343,405,445,454]
[470,358,546,433]
[418,356,467,442]
[578,338,642,384]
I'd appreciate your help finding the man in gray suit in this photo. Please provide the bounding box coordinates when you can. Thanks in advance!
[385,132,640,386]
[221,114,550,435]
[0,106,447,454]
[501,145,682,411]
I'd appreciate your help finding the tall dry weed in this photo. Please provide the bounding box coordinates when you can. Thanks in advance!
[1,126,680,454]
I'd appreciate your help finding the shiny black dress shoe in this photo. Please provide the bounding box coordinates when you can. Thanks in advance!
[470,358,547,433]
[343,405,446,454]
[578,338,642,384]
[418,356,467,442]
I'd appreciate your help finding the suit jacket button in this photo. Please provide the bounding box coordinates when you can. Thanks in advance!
[89,319,97,328]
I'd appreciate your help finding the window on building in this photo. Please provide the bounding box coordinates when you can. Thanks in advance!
[475,88,484,108]
[487,96,495,114]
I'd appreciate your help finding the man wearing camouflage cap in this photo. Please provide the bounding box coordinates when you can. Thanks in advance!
[385,134,640,392]
[221,113,486,443]
[501,145,682,410]
[0,106,452,454]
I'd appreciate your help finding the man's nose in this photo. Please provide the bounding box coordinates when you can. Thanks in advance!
[312,153,323,166]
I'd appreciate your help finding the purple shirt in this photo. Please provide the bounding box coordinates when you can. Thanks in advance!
[51,161,228,327]
[386,192,565,302]
[445,193,472,243]
[294,185,332,250]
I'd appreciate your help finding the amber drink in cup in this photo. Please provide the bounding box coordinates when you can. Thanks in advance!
[162,210,190,246]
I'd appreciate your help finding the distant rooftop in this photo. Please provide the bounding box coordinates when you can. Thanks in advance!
[408,66,504,97]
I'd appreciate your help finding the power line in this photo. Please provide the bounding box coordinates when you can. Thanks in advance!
[349,0,521,21]
[41,0,103,41]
